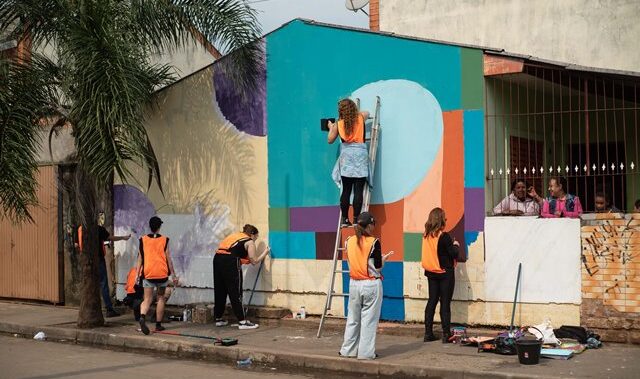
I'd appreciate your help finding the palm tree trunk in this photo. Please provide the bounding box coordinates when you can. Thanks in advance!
[77,220,104,328]
[75,167,105,328]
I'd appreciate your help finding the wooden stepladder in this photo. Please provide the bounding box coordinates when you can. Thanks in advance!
[317,96,381,338]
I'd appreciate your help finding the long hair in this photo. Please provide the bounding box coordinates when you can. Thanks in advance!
[424,208,446,238]
[338,98,358,137]
[354,224,372,246]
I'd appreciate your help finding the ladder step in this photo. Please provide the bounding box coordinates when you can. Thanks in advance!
[334,270,349,274]
[337,247,345,251]
[330,293,349,297]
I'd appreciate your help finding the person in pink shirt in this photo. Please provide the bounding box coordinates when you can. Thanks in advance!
[529,177,582,218]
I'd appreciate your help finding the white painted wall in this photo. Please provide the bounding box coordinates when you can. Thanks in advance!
[379,0,640,72]
[485,217,582,304]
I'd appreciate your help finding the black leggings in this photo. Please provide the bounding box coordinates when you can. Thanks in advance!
[213,254,245,321]
[340,176,366,221]
[424,270,455,336]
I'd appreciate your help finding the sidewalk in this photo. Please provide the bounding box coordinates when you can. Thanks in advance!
[0,302,637,379]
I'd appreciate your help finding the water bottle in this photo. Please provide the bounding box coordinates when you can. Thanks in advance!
[299,306,306,320]
[183,307,189,323]
[237,357,252,368]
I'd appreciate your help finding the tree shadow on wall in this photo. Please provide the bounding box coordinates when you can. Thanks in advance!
[148,67,255,219]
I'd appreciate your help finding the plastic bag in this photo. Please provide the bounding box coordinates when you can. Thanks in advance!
[33,331,46,341]
[528,318,560,345]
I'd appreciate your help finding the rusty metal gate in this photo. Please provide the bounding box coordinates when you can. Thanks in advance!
[0,166,62,303]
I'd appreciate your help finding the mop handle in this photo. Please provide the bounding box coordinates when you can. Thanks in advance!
[509,262,522,333]
[245,260,264,313]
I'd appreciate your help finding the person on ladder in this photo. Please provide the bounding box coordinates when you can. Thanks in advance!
[213,224,270,330]
[339,212,393,360]
[328,98,370,226]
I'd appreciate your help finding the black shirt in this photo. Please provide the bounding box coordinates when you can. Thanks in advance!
[370,240,382,269]
[228,238,249,259]
[425,232,459,277]
[98,226,110,260]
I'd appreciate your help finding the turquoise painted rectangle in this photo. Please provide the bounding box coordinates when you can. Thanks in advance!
[268,231,316,259]
[267,20,463,208]
[464,110,485,188]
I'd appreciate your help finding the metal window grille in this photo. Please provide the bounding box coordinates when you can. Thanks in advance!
[485,64,640,214]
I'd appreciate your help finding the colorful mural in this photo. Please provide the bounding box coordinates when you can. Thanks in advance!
[113,48,270,305]
[110,19,588,326]
[266,20,485,321]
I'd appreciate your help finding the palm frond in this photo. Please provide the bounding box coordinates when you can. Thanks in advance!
[0,53,60,223]
[130,0,263,94]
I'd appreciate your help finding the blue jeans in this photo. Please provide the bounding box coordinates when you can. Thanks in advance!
[98,259,114,310]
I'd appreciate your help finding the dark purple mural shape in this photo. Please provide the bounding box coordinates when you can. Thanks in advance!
[114,184,156,236]
[213,41,266,136]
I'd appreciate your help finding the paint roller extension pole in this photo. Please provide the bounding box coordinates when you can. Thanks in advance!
[245,260,264,315]
[509,262,522,333]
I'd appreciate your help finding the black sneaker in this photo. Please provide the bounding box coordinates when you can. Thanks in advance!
[154,325,166,332]
[341,218,352,227]
[424,334,438,342]
[139,318,150,335]
[238,320,259,330]
[105,309,120,318]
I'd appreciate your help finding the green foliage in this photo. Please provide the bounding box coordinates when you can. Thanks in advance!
[0,0,262,223]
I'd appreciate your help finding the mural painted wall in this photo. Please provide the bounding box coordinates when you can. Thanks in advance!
[111,20,583,326]
[265,20,488,322]
[113,46,271,305]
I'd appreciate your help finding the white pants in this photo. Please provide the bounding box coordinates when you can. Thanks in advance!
[339,279,383,359]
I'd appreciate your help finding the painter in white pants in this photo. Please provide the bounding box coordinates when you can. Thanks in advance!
[340,278,383,359]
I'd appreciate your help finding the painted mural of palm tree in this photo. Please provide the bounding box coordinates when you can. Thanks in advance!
[0,0,261,328]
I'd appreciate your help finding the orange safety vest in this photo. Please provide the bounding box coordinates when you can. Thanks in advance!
[216,232,252,265]
[345,235,379,280]
[421,233,446,274]
[338,114,365,143]
[141,235,169,280]
[77,225,107,256]
[125,268,137,294]
[77,225,83,252]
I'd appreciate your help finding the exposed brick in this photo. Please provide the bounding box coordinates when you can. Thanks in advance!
[582,317,610,329]
[630,331,640,345]
[598,329,629,343]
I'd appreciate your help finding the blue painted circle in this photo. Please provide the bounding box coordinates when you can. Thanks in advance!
[351,80,443,204]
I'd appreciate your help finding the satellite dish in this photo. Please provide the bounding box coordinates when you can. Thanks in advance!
[345,0,369,16]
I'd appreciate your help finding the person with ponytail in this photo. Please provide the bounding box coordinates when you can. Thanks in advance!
[327,98,370,226]
[213,224,270,330]
[339,212,393,360]
[421,208,460,343]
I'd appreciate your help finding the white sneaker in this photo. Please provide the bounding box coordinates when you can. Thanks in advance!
[238,320,259,330]
[215,319,228,327]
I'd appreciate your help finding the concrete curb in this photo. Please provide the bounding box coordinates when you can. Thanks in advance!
[0,321,557,379]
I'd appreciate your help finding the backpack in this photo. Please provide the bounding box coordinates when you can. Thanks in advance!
[553,325,599,344]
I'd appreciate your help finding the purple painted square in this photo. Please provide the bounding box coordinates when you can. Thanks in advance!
[290,206,340,232]
[464,187,485,231]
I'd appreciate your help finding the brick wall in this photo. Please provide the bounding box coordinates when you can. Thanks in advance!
[581,213,640,343]
[369,0,379,31]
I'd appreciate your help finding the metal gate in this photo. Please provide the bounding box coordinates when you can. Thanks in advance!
[0,166,62,303]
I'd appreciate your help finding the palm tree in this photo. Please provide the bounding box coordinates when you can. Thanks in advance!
[0,0,261,328]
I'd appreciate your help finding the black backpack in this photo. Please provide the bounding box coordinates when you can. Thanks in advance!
[553,325,599,344]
